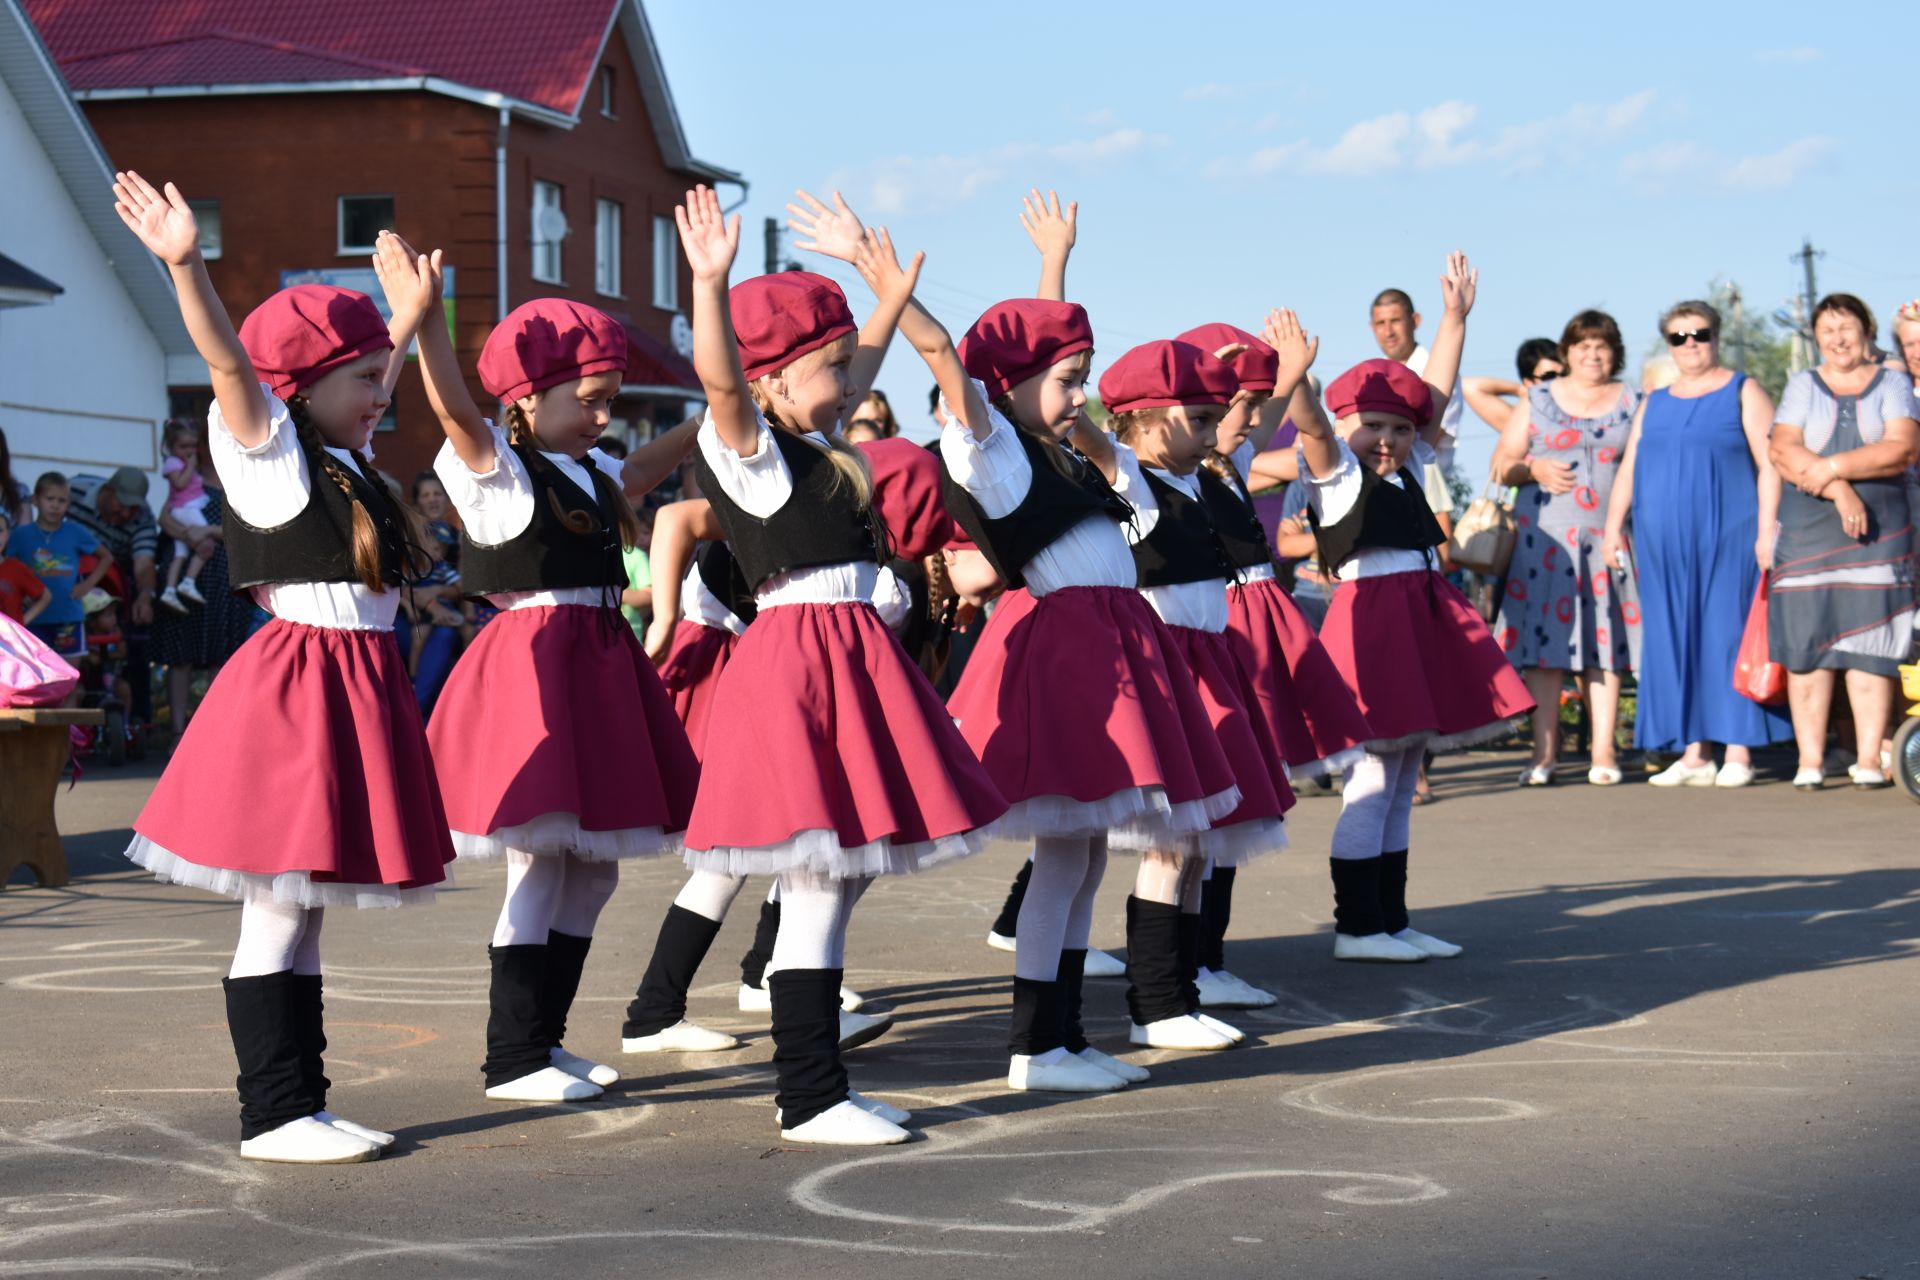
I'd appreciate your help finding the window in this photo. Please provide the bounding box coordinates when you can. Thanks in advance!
[188,199,222,260]
[595,198,623,297]
[337,194,393,255]
[531,180,565,283]
[652,214,678,311]
[599,66,617,118]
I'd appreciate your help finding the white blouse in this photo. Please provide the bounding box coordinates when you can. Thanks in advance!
[1119,456,1231,634]
[209,389,397,631]
[939,396,1138,596]
[681,560,747,636]
[434,423,629,611]
[1298,437,1436,582]
[695,407,879,607]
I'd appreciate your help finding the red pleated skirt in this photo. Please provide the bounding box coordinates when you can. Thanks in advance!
[1319,570,1535,750]
[683,600,1007,878]
[946,585,1242,841]
[658,619,740,762]
[1163,624,1293,864]
[428,605,700,859]
[130,618,453,902]
[1227,575,1373,775]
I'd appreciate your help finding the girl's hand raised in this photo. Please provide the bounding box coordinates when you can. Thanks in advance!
[111,171,200,266]
[787,189,866,263]
[1262,308,1319,385]
[1019,188,1077,259]
[372,231,441,323]
[1439,250,1478,318]
[676,185,740,283]
[850,227,925,310]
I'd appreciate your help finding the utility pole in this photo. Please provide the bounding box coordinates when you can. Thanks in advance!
[1727,283,1746,372]
[764,217,782,276]
[1794,237,1822,328]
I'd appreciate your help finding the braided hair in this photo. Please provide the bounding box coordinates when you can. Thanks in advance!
[502,404,644,550]
[286,396,428,590]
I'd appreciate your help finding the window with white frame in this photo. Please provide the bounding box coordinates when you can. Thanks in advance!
[337,194,393,255]
[531,180,565,283]
[188,199,223,260]
[652,214,678,311]
[595,198,623,297]
[599,67,617,118]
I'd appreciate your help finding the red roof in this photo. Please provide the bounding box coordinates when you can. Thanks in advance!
[25,0,620,117]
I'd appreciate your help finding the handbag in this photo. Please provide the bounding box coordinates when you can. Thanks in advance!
[1732,578,1787,706]
[0,612,81,707]
[1448,474,1517,577]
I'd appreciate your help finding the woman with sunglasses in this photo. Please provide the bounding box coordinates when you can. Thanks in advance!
[1491,310,1642,785]
[1602,302,1789,787]
[1463,338,1567,431]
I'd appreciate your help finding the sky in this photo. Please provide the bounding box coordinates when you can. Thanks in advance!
[648,1,1920,476]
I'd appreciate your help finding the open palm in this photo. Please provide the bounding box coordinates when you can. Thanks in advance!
[112,170,199,265]
[675,185,739,280]
[787,189,865,262]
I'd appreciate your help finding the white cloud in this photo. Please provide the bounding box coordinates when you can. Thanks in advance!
[1620,135,1835,193]
[1312,111,1413,175]
[834,128,1167,216]
[1486,89,1656,171]
[1720,136,1835,190]
[1755,47,1821,64]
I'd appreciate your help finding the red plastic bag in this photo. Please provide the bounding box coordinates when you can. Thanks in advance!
[1733,579,1786,706]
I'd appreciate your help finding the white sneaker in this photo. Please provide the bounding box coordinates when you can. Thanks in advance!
[1194,1012,1246,1044]
[1392,927,1463,959]
[314,1110,395,1149]
[239,1114,381,1164]
[1714,762,1755,788]
[1128,1014,1233,1051]
[1083,948,1126,978]
[620,1019,740,1054]
[1074,1045,1150,1083]
[1333,932,1427,963]
[551,1044,621,1084]
[1650,759,1717,788]
[484,1065,604,1103]
[737,982,771,1012]
[838,1010,894,1052]
[1220,971,1278,1007]
[780,1099,910,1146]
[986,930,1017,952]
[176,577,206,606]
[1009,1049,1126,1092]
[846,1089,911,1125]
[1792,767,1825,791]
[839,986,865,1012]
[158,586,189,614]
[1196,968,1276,1009]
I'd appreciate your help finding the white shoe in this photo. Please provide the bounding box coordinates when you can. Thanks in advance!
[176,577,206,606]
[1083,948,1126,978]
[1519,764,1555,787]
[846,1089,911,1125]
[1849,766,1891,790]
[737,981,771,1012]
[1074,1045,1150,1083]
[1714,761,1755,788]
[1587,764,1623,786]
[1219,971,1278,1007]
[1650,759,1716,788]
[314,1110,396,1150]
[1333,932,1427,963]
[986,930,1017,953]
[551,1044,621,1084]
[1196,967,1276,1009]
[1129,1014,1233,1051]
[1792,767,1825,791]
[620,1019,740,1054]
[838,1010,894,1052]
[1194,1012,1246,1044]
[1009,1049,1126,1092]
[239,1114,380,1164]
[158,586,189,614]
[485,1065,604,1103]
[839,986,865,1012]
[780,1099,910,1146]
[1392,927,1463,959]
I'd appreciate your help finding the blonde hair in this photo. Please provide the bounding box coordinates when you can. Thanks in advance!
[503,403,644,550]
[748,337,877,514]
[1107,406,1170,445]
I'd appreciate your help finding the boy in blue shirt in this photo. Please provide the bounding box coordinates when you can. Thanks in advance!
[13,473,109,657]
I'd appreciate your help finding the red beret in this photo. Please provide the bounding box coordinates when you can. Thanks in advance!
[238,285,393,399]
[1175,322,1277,392]
[958,299,1095,400]
[1325,358,1435,426]
[479,298,628,402]
[1098,340,1238,414]
[858,437,958,560]
[730,271,855,381]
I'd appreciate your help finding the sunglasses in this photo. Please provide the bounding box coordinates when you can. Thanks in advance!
[1665,328,1714,347]
[1533,369,1563,382]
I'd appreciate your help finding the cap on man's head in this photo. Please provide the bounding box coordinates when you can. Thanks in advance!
[106,467,148,505]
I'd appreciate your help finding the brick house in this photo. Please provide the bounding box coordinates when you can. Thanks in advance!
[25,0,742,487]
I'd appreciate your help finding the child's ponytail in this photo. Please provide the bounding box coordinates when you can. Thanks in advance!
[746,381,895,562]
[288,396,389,592]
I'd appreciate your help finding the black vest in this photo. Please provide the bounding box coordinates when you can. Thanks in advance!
[1307,464,1446,574]
[694,540,758,625]
[1195,465,1275,573]
[226,443,404,592]
[694,428,882,591]
[459,445,627,597]
[1130,468,1239,588]
[941,429,1133,590]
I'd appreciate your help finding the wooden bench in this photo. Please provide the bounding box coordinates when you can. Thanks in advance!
[0,707,106,890]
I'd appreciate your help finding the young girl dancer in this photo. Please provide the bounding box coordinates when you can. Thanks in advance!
[379,237,703,1103]
[678,185,1005,1144]
[1280,254,1533,962]
[1097,340,1293,1052]
[112,172,453,1163]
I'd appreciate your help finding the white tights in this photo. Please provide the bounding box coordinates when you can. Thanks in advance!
[1330,743,1425,861]
[674,870,749,923]
[765,872,872,975]
[1015,836,1110,980]
[231,900,324,978]
[491,851,621,947]
[1134,850,1206,912]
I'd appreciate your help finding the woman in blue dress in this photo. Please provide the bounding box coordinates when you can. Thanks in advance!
[1603,300,1789,786]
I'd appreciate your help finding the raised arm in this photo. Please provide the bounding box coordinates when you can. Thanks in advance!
[1463,376,1522,431]
[1019,188,1077,302]
[621,415,701,499]
[372,234,430,396]
[373,232,492,474]
[787,189,903,405]
[1418,251,1476,442]
[641,497,724,661]
[852,226,991,445]
[112,172,271,446]
[678,185,755,455]
[1261,308,1335,479]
